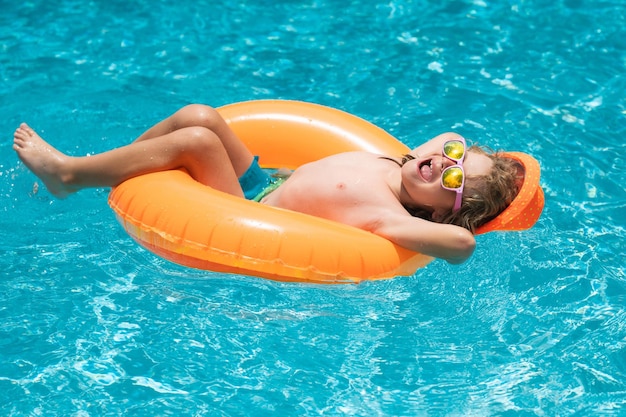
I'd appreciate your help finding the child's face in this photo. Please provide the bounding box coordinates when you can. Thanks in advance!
[400,148,493,220]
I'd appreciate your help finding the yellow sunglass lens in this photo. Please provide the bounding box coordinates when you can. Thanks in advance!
[444,140,465,160]
[442,167,463,189]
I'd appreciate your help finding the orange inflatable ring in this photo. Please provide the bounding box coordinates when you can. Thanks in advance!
[475,152,544,234]
[108,100,544,284]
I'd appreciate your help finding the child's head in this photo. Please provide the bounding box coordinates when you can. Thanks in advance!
[437,145,523,232]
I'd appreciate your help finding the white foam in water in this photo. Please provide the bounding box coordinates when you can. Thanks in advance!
[1,0,625,415]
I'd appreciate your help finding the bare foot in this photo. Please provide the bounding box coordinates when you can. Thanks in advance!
[13,123,75,198]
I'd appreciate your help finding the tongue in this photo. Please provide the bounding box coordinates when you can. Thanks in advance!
[420,164,432,181]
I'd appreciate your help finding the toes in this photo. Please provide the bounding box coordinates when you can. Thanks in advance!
[13,129,26,141]
[14,124,34,141]
[12,136,25,149]
[22,124,34,136]
[16,123,34,137]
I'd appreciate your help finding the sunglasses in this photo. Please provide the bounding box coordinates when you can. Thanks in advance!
[440,137,466,213]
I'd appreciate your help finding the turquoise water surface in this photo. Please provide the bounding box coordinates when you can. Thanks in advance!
[1,0,625,415]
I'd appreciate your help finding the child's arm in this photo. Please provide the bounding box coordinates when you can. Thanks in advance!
[373,213,476,264]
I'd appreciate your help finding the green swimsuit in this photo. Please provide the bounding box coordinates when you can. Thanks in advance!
[252,177,286,202]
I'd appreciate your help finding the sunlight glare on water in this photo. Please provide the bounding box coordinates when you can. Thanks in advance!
[1,0,625,415]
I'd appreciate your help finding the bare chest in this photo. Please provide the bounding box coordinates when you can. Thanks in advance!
[263,153,399,226]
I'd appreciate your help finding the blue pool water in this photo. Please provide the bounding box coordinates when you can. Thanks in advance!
[1,0,625,415]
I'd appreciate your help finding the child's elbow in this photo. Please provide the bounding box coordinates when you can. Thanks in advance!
[446,231,476,264]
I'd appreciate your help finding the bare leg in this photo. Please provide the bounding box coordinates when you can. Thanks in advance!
[13,123,244,198]
[132,104,254,177]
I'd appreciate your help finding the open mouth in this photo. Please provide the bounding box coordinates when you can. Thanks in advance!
[418,159,433,181]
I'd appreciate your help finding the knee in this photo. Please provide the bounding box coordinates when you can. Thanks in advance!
[181,126,222,152]
[176,104,223,130]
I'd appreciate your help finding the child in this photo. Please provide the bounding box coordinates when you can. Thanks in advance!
[13,104,521,264]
